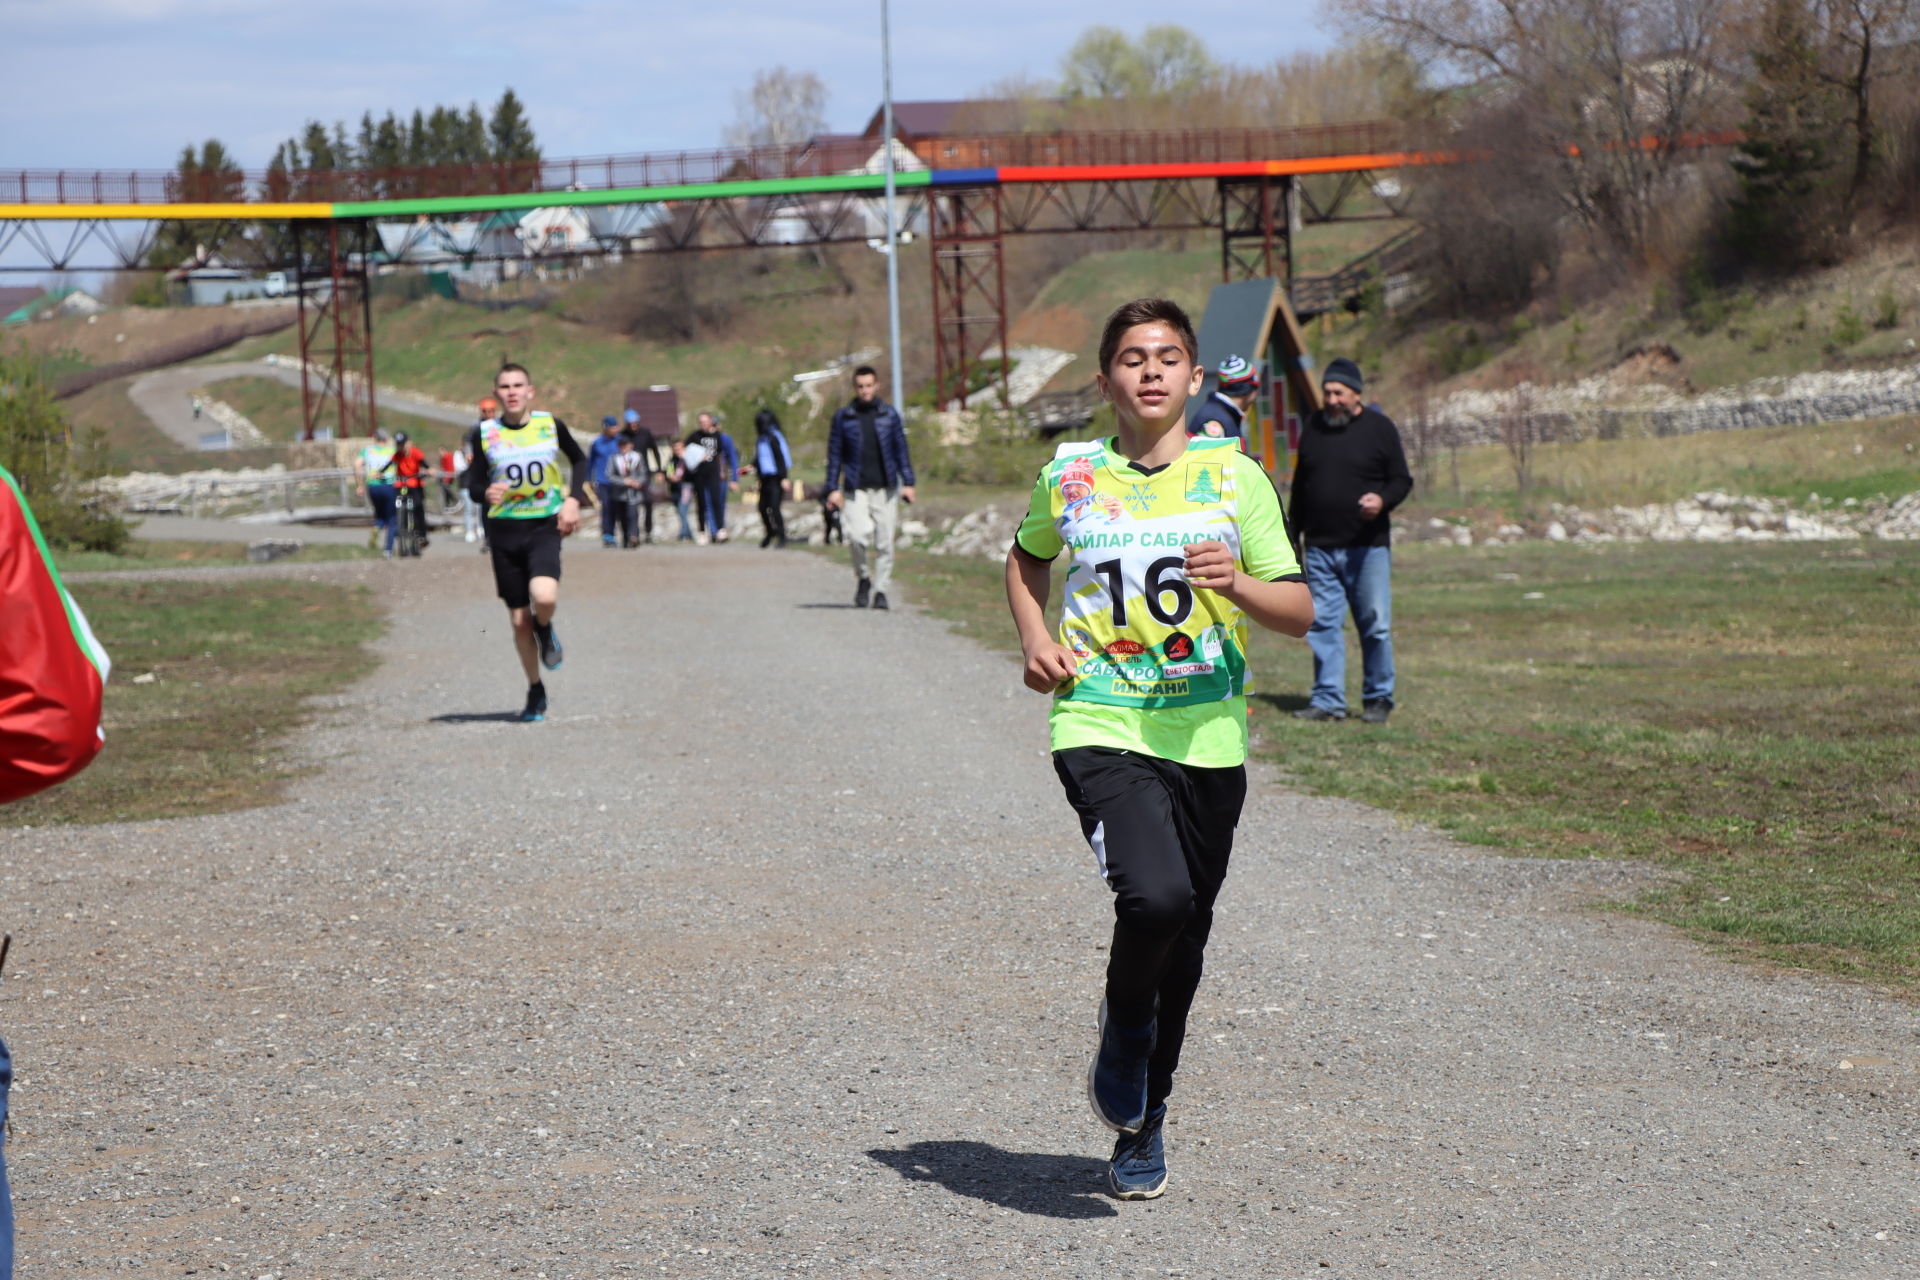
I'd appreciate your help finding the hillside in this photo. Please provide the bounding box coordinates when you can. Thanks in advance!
[21,223,1920,486]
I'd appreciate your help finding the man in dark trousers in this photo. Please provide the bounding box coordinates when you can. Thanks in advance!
[1288,357,1413,723]
[824,365,914,610]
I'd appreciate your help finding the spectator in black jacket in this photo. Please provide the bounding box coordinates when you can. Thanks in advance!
[1288,357,1413,724]
[823,365,915,610]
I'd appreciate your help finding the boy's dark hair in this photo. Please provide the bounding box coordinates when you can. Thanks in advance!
[755,407,781,432]
[852,365,878,381]
[1097,299,1198,375]
[497,361,532,382]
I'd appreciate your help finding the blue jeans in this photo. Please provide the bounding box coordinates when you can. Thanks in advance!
[1304,544,1395,712]
[597,482,621,544]
[367,484,396,553]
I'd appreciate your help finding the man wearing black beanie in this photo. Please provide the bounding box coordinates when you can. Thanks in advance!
[1288,357,1413,723]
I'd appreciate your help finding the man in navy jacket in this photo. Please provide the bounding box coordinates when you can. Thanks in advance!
[824,365,916,610]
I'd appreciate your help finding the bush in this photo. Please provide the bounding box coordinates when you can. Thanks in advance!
[1873,290,1901,330]
[1829,302,1867,350]
[0,352,128,553]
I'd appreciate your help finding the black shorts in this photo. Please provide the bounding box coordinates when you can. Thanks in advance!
[486,515,563,609]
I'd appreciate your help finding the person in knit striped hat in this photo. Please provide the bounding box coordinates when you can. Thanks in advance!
[1186,354,1259,450]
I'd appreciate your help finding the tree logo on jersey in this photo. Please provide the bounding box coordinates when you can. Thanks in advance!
[1185,463,1221,504]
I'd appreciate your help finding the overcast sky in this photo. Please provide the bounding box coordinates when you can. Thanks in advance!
[4,0,1335,172]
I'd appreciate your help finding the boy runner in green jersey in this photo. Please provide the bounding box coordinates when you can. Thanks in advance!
[1005,298,1313,1200]
[467,363,588,723]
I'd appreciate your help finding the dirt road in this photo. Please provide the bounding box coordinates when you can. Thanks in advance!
[3,547,1912,1277]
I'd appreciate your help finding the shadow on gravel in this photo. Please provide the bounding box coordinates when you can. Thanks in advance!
[866,1142,1116,1218]
[430,711,528,724]
[796,602,863,609]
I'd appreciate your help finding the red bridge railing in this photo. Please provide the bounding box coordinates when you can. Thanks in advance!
[2,121,1404,207]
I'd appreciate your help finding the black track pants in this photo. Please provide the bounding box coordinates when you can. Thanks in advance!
[1053,745,1246,1110]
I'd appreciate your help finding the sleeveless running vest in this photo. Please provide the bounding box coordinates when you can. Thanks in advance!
[1043,437,1252,710]
[480,412,565,519]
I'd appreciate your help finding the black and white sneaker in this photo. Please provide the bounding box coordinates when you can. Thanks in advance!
[534,621,563,671]
[1108,1105,1168,1200]
[519,683,548,723]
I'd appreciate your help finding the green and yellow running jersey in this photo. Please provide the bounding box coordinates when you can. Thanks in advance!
[359,442,395,484]
[1015,436,1299,767]
[480,412,565,519]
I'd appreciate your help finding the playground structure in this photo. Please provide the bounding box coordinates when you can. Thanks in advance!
[3,121,1730,445]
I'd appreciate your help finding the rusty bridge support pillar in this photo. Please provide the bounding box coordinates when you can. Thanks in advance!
[1220,176,1294,285]
[294,220,379,442]
[929,185,1009,411]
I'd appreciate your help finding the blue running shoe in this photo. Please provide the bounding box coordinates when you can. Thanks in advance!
[519,684,547,723]
[534,621,563,671]
[1087,999,1155,1134]
[1108,1104,1168,1200]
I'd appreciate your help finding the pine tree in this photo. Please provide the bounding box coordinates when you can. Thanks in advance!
[149,140,245,268]
[1726,0,1846,267]
[488,88,541,163]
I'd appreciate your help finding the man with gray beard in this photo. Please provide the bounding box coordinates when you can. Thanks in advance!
[1288,357,1413,723]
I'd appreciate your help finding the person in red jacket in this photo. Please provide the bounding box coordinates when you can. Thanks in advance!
[377,431,433,549]
[2,462,112,1280]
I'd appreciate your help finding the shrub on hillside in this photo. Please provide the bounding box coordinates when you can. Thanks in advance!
[0,353,128,553]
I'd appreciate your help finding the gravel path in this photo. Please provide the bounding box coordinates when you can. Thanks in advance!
[3,547,1913,1278]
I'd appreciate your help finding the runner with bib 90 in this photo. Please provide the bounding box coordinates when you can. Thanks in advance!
[468,363,588,723]
[1004,298,1313,1200]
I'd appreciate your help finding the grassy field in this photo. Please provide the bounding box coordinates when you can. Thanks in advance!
[53,539,375,575]
[894,537,1920,992]
[210,375,447,445]
[1403,415,1920,518]
[3,576,382,827]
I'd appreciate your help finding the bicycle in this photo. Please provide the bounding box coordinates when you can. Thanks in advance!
[394,484,426,558]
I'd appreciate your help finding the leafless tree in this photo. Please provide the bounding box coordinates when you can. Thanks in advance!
[1816,0,1920,213]
[1327,0,1742,256]
[725,67,830,150]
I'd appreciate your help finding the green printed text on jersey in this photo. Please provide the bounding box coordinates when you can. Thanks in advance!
[481,412,565,519]
[1041,436,1252,710]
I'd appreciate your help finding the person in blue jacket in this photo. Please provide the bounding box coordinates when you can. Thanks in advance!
[753,408,794,547]
[588,416,625,547]
[823,365,915,610]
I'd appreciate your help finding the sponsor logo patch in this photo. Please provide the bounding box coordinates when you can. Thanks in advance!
[1065,630,1094,659]
[1162,631,1194,662]
[1104,639,1146,656]
[1184,463,1222,504]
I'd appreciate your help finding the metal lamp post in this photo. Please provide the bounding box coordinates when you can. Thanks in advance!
[881,0,904,414]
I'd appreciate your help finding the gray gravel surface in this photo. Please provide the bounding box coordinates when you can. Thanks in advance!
[3,546,1914,1278]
